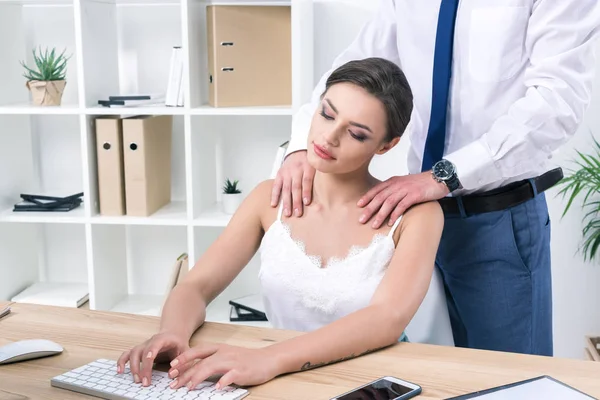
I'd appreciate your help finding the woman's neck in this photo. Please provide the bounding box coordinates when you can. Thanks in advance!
[312,168,377,210]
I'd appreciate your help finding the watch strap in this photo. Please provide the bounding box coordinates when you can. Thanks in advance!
[445,172,461,192]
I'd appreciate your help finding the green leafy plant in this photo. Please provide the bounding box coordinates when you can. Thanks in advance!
[222,178,241,194]
[557,136,600,262]
[20,46,70,82]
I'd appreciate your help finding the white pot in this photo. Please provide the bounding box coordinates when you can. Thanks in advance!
[222,193,243,214]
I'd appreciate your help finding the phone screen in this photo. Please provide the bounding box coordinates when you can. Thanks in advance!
[337,378,416,400]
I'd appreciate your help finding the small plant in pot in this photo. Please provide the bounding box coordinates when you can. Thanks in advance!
[20,46,71,106]
[222,178,242,214]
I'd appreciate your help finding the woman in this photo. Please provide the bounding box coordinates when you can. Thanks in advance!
[117,57,444,391]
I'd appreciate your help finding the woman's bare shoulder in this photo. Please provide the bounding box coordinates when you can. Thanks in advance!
[404,200,443,224]
[246,179,280,228]
[395,200,444,241]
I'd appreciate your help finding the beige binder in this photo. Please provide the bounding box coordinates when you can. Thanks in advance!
[123,115,173,217]
[206,5,292,107]
[95,116,126,216]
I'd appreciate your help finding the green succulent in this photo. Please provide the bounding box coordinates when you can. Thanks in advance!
[557,136,600,262]
[222,178,241,194]
[20,46,70,81]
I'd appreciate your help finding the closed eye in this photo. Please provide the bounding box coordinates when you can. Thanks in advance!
[350,131,367,142]
[320,107,334,120]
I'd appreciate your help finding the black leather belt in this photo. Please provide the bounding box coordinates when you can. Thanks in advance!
[438,167,564,216]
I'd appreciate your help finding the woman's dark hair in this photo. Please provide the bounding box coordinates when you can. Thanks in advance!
[323,57,413,141]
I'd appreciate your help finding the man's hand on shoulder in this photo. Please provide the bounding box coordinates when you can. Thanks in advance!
[270,150,316,218]
[357,171,449,229]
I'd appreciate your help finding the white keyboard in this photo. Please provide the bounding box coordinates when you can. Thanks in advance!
[50,359,250,399]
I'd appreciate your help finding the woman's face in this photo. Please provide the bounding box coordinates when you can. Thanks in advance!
[307,82,399,175]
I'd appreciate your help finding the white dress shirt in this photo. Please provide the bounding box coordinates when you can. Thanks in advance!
[287,0,600,195]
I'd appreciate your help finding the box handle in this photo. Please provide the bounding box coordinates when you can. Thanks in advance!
[221,67,235,72]
[103,142,111,150]
[221,42,234,46]
[130,143,138,151]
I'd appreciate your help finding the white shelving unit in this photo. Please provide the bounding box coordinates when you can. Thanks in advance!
[0,0,314,329]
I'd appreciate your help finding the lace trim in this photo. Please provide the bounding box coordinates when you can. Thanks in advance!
[258,221,397,316]
[279,220,390,269]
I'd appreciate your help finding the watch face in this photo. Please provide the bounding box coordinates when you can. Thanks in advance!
[433,160,455,180]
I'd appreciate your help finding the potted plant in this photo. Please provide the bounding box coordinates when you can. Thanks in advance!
[20,46,71,106]
[557,136,600,263]
[222,178,243,214]
[557,136,600,362]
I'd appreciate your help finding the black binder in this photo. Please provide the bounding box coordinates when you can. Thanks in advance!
[13,192,84,212]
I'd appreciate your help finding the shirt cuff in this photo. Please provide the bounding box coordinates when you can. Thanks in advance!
[443,138,503,191]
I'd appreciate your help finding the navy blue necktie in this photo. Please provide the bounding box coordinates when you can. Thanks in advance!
[421,0,460,172]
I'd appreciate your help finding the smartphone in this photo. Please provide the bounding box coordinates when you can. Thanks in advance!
[330,376,422,400]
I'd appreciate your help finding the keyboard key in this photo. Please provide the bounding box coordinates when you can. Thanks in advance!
[50,359,250,399]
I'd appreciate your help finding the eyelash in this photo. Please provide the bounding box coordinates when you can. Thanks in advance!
[320,108,367,142]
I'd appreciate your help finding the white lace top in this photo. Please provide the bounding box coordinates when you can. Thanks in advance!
[258,204,403,333]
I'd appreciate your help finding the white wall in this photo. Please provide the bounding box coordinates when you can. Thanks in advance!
[313,0,600,359]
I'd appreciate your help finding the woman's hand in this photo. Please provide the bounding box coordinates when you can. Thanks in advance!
[167,343,280,390]
[270,150,316,217]
[117,331,190,387]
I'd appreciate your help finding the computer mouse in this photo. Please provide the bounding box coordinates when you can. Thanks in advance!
[0,339,63,365]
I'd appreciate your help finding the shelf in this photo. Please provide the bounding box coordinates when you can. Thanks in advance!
[0,223,88,301]
[194,205,231,227]
[190,105,292,116]
[194,0,291,5]
[0,0,73,6]
[78,0,182,108]
[0,0,315,328]
[109,294,164,316]
[0,103,80,115]
[86,105,186,116]
[0,205,85,224]
[0,105,293,116]
[91,201,188,226]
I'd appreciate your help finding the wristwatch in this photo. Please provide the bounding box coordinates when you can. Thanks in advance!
[432,159,461,192]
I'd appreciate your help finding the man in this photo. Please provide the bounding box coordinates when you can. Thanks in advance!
[271,0,600,356]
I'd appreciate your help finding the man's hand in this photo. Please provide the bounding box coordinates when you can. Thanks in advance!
[270,150,316,217]
[357,171,449,228]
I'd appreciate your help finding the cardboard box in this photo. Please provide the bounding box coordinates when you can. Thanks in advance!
[206,5,292,107]
[123,115,173,217]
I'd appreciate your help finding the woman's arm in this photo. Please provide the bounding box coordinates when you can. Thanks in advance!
[265,200,444,374]
[118,180,274,386]
[166,200,443,391]
[157,180,273,341]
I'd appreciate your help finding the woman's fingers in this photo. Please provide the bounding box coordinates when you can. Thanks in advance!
[128,346,143,383]
[173,358,227,391]
[116,350,131,374]
[217,369,240,390]
[168,359,195,379]
[169,344,219,372]
[139,338,172,386]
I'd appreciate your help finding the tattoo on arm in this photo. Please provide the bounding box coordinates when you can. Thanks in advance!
[300,347,383,371]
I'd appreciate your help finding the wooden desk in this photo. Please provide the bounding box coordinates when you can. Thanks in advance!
[1,303,600,399]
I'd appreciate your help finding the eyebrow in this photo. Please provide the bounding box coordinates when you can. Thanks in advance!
[325,98,373,133]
